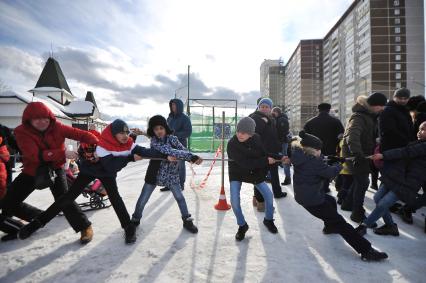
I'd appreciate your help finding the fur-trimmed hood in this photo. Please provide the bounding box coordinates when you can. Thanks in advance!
[352,95,373,114]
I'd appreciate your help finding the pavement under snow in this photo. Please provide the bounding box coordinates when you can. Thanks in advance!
[1,154,425,283]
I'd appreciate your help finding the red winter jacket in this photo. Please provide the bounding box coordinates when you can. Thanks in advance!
[14,102,99,176]
[0,136,10,199]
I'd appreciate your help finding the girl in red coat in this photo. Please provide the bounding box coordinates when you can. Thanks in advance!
[1,102,98,244]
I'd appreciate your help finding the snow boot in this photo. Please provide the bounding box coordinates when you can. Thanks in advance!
[18,219,42,240]
[130,217,140,227]
[80,225,93,244]
[182,216,198,234]
[355,224,367,236]
[274,191,287,199]
[263,218,278,234]
[281,177,291,186]
[257,202,265,212]
[235,223,249,241]
[373,223,399,236]
[124,223,137,244]
[361,247,388,261]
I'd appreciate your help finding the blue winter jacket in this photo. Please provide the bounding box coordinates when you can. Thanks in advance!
[167,99,192,147]
[291,144,342,207]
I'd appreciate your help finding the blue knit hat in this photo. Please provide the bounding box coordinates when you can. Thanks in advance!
[258,98,273,109]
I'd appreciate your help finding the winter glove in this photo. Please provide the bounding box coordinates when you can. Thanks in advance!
[190,155,201,163]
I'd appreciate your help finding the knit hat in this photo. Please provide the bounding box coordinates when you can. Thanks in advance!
[299,130,323,150]
[272,107,282,116]
[406,95,426,111]
[318,103,331,112]
[416,101,426,113]
[394,87,411,99]
[258,97,273,109]
[147,115,172,137]
[367,92,387,106]
[237,117,256,135]
[110,119,130,135]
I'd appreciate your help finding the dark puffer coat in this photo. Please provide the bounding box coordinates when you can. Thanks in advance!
[379,100,415,151]
[227,134,269,184]
[380,140,426,206]
[249,111,281,154]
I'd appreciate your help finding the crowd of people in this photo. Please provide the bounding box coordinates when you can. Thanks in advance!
[0,88,425,263]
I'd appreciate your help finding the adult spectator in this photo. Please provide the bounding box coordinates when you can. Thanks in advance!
[271,107,291,185]
[161,98,192,191]
[341,93,387,223]
[304,103,345,192]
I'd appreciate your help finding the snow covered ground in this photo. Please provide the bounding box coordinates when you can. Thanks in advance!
[1,154,425,283]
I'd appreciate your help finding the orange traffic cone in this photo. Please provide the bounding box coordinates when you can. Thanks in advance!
[214,186,231,210]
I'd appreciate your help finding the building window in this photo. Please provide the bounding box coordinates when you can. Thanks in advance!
[395,54,401,60]
[394,8,400,15]
[395,36,401,42]
[396,82,401,88]
[395,45,401,52]
[395,27,401,34]
[395,73,402,79]
[395,18,400,24]
[394,0,400,6]
[395,63,401,70]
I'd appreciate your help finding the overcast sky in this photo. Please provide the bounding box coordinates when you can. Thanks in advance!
[0,0,354,126]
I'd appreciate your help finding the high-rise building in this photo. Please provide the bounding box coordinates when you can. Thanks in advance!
[260,59,285,107]
[284,40,323,133]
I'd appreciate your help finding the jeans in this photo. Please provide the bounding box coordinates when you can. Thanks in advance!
[304,195,371,254]
[132,183,189,220]
[282,143,291,178]
[231,181,274,226]
[363,184,398,227]
[178,160,186,189]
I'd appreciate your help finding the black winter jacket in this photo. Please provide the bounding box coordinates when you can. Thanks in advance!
[227,134,269,184]
[275,113,290,143]
[249,111,281,154]
[304,112,344,155]
[379,101,415,151]
[380,140,426,206]
[291,144,342,207]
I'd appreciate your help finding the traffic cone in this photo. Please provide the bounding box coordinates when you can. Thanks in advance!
[214,186,231,211]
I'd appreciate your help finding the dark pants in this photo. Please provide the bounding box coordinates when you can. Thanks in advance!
[38,174,131,229]
[344,173,369,214]
[304,195,371,254]
[337,175,353,202]
[254,164,282,201]
[2,170,91,232]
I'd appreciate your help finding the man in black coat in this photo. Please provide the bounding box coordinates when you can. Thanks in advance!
[304,103,344,193]
[272,107,291,185]
[379,88,416,152]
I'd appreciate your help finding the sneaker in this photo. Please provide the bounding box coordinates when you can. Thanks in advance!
[130,217,140,227]
[235,223,249,241]
[252,196,257,207]
[354,224,367,236]
[322,225,339,235]
[373,224,399,236]
[281,178,291,186]
[124,223,137,244]
[182,216,198,234]
[263,218,278,234]
[274,191,287,199]
[257,202,265,212]
[361,247,388,261]
[160,187,170,192]
[18,219,42,240]
[350,211,366,224]
[80,225,93,244]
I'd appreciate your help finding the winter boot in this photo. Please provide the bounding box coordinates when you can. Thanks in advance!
[373,223,399,236]
[350,210,366,224]
[182,216,198,234]
[263,218,278,234]
[80,225,93,244]
[361,247,388,261]
[354,224,367,236]
[18,219,42,240]
[124,223,137,244]
[160,187,170,192]
[235,223,249,241]
[274,191,287,199]
[322,225,339,235]
[130,217,140,227]
[281,177,291,186]
[257,202,265,212]
[252,196,257,207]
